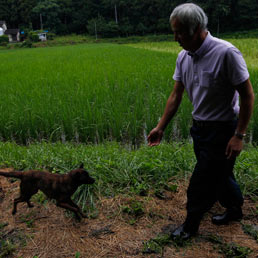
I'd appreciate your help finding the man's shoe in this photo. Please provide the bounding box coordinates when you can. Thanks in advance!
[170,223,196,241]
[212,207,243,225]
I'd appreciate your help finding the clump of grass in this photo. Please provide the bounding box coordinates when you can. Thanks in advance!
[0,240,16,258]
[0,228,27,258]
[142,233,172,254]
[242,224,258,242]
[122,200,145,217]
[121,200,145,225]
[220,242,253,258]
[205,234,253,258]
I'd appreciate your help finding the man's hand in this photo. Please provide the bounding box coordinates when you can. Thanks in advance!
[225,136,243,159]
[147,128,164,146]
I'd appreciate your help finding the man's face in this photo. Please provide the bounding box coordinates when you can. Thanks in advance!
[171,18,196,51]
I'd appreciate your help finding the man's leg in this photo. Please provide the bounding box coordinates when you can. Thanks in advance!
[171,126,218,239]
[212,158,244,225]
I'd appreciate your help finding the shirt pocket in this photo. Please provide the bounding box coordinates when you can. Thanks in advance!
[200,71,213,88]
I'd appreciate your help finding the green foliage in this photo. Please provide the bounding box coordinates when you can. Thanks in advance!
[242,224,258,242]
[19,212,36,228]
[0,226,26,258]
[220,243,253,258]
[32,191,47,205]
[0,35,9,46]
[1,0,258,35]
[122,200,144,218]
[0,141,256,208]
[206,234,253,258]
[142,234,171,254]
[28,31,39,42]
[0,240,16,258]
[20,40,33,48]
[47,32,55,40]
[87,16,119,38]
[32,0,61,33]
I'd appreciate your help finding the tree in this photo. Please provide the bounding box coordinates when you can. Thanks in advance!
[32,0,61,32]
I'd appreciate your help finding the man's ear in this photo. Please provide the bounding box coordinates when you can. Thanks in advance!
[80,163,84,169]
[194,24,201,34]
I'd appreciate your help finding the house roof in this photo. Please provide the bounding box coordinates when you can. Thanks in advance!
[5,29,19,35]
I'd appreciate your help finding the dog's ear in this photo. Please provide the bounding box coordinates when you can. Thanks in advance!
[79,163,84,169]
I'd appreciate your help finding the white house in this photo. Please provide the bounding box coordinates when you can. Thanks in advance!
[38,32,47,41]
[0,21,20,42]
[0,21,7,31]
[5,29,20,42]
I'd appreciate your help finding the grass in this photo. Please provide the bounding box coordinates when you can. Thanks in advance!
[1,37,258,144]
[127,37,258,143]
[0,43,178,144]
[205,234,253,258]
[0,141,257,209]
[0,35,257,212]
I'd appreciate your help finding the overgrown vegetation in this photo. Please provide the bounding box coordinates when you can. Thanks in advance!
[0,141,257,211]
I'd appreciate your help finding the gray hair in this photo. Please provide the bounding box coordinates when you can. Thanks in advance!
[170,3,208,35]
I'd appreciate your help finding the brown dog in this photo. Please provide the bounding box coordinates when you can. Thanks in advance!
[0,164,95,220]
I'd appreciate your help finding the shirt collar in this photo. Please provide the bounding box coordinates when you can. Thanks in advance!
[188,31,212,58]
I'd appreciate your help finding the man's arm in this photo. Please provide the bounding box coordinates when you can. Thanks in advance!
[226,79,254,159]
[148,81,185,146]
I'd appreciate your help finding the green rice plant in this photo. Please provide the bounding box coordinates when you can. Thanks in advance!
[128,38,258,144]
[1,39,258,144]
[0,44,177,144]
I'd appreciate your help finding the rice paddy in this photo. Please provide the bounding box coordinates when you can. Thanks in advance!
[0,38,258,144]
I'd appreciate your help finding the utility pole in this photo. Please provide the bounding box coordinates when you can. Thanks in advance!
[40,13,43,30]
[114,4,118,24]
[94,21,97,40]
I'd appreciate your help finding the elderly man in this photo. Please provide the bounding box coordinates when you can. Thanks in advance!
[148,3,254,240]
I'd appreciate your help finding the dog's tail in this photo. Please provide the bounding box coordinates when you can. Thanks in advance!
[0,170,23,179]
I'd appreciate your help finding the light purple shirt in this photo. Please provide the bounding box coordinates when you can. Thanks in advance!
[173,32,249,121]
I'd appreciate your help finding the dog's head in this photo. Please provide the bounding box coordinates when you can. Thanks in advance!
[70,163,95,185]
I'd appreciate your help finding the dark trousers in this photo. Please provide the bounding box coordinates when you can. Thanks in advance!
[185,121,244,231]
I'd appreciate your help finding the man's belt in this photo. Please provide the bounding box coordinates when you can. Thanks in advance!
[192,119,236,128]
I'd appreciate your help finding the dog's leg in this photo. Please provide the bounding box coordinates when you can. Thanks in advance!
[56,200,86,220]
[12,183,36,215]
[12,196,24,215]
[12,197,20,215]
[68,199,88,218]
[27,200,34,208]
[56,201,81,219]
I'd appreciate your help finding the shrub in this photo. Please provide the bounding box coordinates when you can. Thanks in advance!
[0,35,9,46]
[47,32,55,40]
[20,40,33,48]
[28,31,40,42]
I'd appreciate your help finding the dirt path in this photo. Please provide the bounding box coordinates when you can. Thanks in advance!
[0,170,257,258]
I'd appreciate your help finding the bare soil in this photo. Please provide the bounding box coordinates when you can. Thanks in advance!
[0,168,257,258]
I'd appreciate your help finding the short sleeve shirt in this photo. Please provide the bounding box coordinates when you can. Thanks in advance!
[173,32,249,121]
